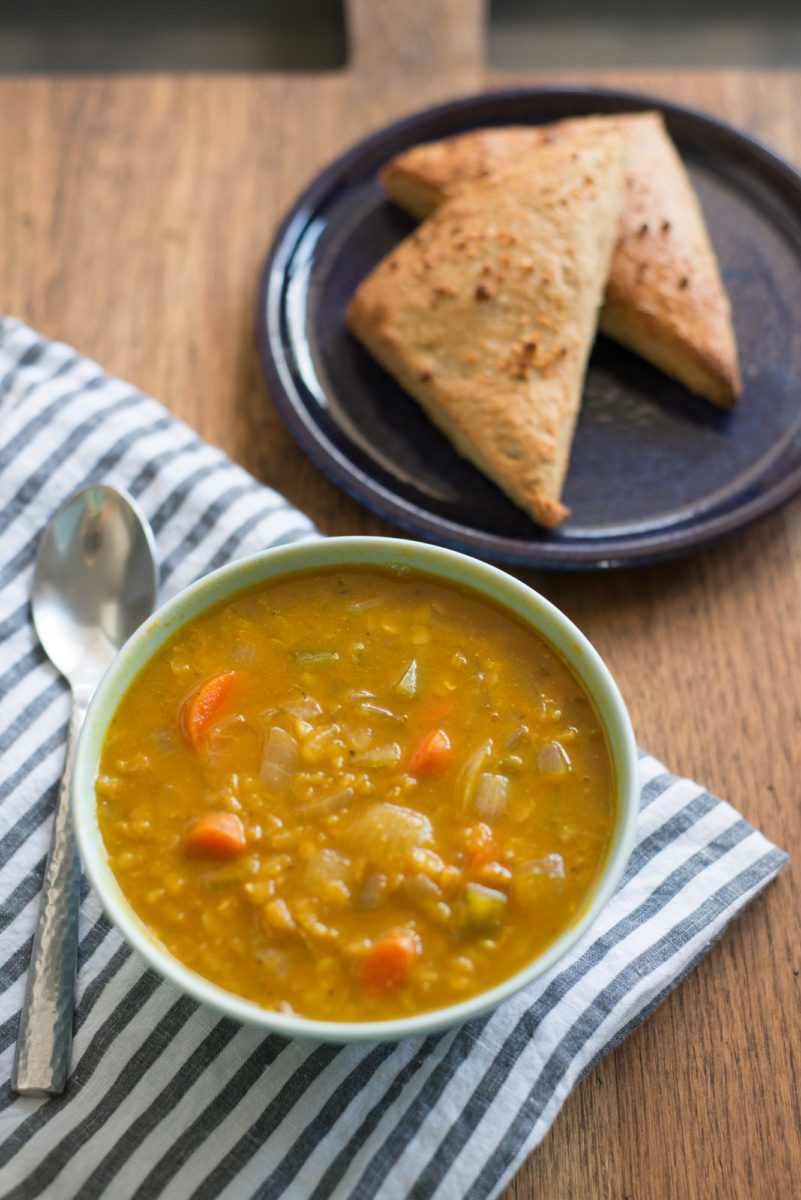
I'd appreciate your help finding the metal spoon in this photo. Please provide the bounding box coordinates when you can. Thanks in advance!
[13,484,158,1095]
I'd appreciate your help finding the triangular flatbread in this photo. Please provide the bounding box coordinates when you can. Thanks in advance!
[347,127,627,528]
[381,111,741,408]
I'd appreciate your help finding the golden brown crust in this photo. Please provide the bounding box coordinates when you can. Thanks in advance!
[599,111,741,407]
[382,112,741,408]
[380,126,566,217]
[349,128,628,528]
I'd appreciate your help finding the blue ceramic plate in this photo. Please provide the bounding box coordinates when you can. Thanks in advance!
[257,88,801,568]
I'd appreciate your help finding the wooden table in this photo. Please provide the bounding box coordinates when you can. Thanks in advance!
[3,2,799,1194]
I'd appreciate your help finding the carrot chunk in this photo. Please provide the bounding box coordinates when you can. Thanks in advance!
[185,811,247,858]
[408,729,452,774]
[183,672,237,748]
[358,928,421,994]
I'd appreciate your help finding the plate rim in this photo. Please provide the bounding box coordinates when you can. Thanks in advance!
[256,85,801,569]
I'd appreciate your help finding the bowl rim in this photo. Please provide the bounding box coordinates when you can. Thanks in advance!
[73,535,639,1042]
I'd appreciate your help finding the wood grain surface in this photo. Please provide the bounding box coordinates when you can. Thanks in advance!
[1,1,799,1195]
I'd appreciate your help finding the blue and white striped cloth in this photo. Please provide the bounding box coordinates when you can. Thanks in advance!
[0,316,789,1200]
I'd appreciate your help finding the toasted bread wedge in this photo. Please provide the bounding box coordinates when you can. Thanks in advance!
[381,112,741,408]
[347,127,627,528]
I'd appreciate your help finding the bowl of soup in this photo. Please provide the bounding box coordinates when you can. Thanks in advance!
[73,536,638,1041]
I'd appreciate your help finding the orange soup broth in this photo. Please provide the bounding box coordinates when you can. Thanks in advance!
[96,567,615,1021]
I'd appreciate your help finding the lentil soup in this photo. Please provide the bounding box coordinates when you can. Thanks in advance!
[96,567,615,1022]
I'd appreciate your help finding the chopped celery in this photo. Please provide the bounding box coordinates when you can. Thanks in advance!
[292,650,340,668]
[394,659,418,697]
[463,882,507,931]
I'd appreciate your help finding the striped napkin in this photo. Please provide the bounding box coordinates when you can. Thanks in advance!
[0,316,788,1200]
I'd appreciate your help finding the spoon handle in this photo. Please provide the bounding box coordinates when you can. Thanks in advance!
[12,692,89,1095]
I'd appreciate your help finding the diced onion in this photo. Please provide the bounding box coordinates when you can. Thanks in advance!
[512,853,566,906]
[342,724,372,753]
[282,697,322,721]
[359,872,388,910]
[304,848,352,889]
[229,642,257,665]
[458,740,493,809]
[151,727,176,755]
[204,714,247,767]
[302,724,341,758]
[258,947,296,979]
[518,853,564,887]
[359,701,402,722]
[304,786,354,819]
[473,773,509,821]
[260,726,298,788]
[347,596,385,614]
[537,741,571,774]
[527,852,565,879]
[352,743,401,768]
[348,803,434,866]
[505,724,530,750]
[200,856,259,890]
[403,873,441,902]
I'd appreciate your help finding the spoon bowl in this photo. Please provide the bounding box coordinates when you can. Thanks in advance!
[32,485,158,690]
[13,484,158,1095]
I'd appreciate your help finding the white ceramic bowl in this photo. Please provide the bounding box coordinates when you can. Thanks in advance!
[73,536,639,1042]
